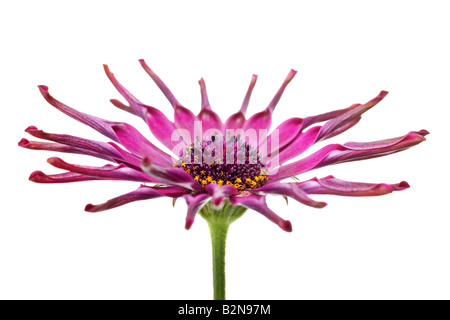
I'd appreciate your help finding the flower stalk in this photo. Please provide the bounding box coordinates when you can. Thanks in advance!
[200,201,247,300]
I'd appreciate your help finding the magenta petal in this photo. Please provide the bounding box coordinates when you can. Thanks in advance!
[317,91,389,141]
[268,103,361,152]
[229,194,292,232]
[19,138,114,162]
[139,59,182,108]
[275,126,321,166]
[224,111,246,130]
[240,74,258,115]
[198,78,211,110]
[297,175,410,196]
[253,182,327,208]
[141,158,204,191]
[266,69,297,113]
[184,193,211,230]
[144,107,179,150]
[104,64,147,119]
[224,74,258,129]
[174,105,198,138]
[38,85,119,142]
[205,184,239,208]
[244,108,272,132]
[271,130,428,181]
[29,171,102,183]
[85,185,188,212]
[24,126,125,162]
[198,108,224,133]
[47,157,157,182]
[111,123,172,166]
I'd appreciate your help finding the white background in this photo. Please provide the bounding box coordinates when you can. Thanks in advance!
[1,0,448,300]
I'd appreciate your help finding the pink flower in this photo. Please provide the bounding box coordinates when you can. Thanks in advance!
[20,60,428,233]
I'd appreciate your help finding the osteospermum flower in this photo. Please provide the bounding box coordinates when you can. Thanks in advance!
[19,60,428,299]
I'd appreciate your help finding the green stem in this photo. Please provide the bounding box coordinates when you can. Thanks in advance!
[200,200,247,300]
[208,219,228,300]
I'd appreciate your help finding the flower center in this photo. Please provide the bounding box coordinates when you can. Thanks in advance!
[175,137,269,190]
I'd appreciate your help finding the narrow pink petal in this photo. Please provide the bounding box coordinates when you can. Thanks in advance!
[274,126,321,166]
[205,184,239,208]
[29,171,102,183]
[243,108,272,132]
[198,109,224,133]
[38,85,119,142]
[110,99,137,116]
[174,105,198,138]
[253,182,327,208]
[144,108,180,150]
[317,91,389,141]
[47,157,158,182]
[184,193,211,230]
[141,158,204,191]
[103,64,147,119]
[267,103,361,152]
[111,123,173,167]
[266,69,297,113]
[224,111,246,130]
[139,59,182,108]
[223,74,258,130]
[198,78,211,110]
[240,74,258,114]
[271,130,429,181]
[85,185,188,212]
[297,175,410,196]
[19,138,114,162]
[229,194,292,232]
[24,126,124,162]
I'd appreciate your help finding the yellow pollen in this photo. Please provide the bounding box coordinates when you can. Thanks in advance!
[218,180,224,186]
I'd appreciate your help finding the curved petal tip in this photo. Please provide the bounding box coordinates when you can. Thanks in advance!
[84,204,96,212]
[38,85,49,92]
[281,220,293,232]
[397,181,410,190]
[29,170,45,182]
[379,90,389,98]
[185,217,194,230]
[18,138,29,147]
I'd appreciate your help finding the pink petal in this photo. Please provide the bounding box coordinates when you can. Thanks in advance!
[24,126,126,162]
[47,157,157,183]
[139,59,182,108]
[243,108,272,132]
[297,175,410,196]
[266,69,297,113]
[29,171,102,183]
[205,184,239,208]
[316,91,389,141]
[253,182,327,208]
[19,138,114,162]
[198,78,211,110]
[229,194,292,232]
[274,126,321,167]
[174,105,198,138]
[198,108,224,134]
[144,107,180,151]
[271,130,429,181]
[267,103,361,152]
[184,193,211,230]
[103,64,147,119]
[224,74,257,129]
[38,85,119,142]
[111,123,173,167]
[240,74,258,115]
[141,158,204,191]
[85,185,188,212]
